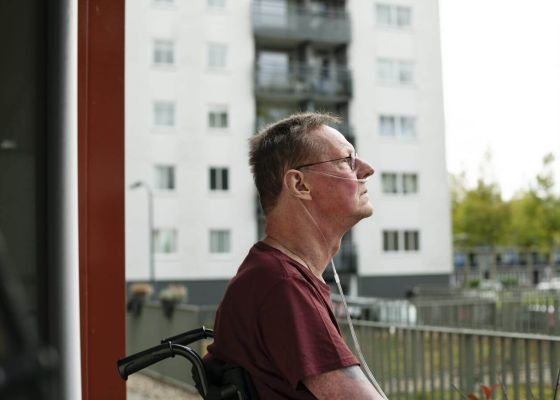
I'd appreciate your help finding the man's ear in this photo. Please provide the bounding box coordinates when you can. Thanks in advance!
[284,170,312,200]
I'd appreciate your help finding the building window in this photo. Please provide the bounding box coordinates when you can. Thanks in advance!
[153,39,174,65]
[153,101,175,127]
[377,59,414,85]
[154,165,175,190]
[377,58,394,82]
[379,115,395,136]
[208,105,228,128]
[153,228,178,254]
[209,167,229,191]
[381,173,398,194]
[400,116,416,137]
[210,229,231,253]
[404,230,419,251]
[208,43,227,69]
[402,173,418,194]
[381,172,419,194]
[207,0,226,8]
[398,61,414,84]
[396,6,412,27]
[376,4,412,28]
[383,230,399,252]
[379,115,416,137]
[375,4,392,26]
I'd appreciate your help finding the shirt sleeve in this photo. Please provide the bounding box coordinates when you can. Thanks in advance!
[258,275,359,388]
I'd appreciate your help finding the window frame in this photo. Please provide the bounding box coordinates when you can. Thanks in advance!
[154,164,176,191]
[153,100,176,129]
[208,104,229,129]
[383,230,400,252]
[153,39,175,66]
[376,58,414,85]
[207,42,228,70]
[375,3,412,29]
[153,227,178,254]
[402,173,418,194]
[404,230,420,251]
[209,166,230,191]
[381,172,398,194]
[209,229,231,254]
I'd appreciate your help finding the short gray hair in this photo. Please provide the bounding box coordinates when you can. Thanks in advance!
[249,112,340,214]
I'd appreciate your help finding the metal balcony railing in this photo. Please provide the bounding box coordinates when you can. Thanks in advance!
[128,303,560,398]
[252,1,350,45]
[255,63,352,101]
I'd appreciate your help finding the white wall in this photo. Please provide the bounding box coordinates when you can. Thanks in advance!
[348,0,452,277]
[126,0,452,283]
[126,0,256,281]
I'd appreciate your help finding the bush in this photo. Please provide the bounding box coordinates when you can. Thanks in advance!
[468,279,480,288]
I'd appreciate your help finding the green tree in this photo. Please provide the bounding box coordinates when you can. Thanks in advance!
[452,153,560,253]
[452,177,510,248]
[509,153,560,256]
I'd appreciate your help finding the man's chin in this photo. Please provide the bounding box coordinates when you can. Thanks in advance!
[358,204,374,219]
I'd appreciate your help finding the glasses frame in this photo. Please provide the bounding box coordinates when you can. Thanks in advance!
[294,152,357,171]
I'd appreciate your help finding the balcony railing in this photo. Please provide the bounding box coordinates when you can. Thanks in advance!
[252,1,350,45]
[255,63,352,101]
[128,304,560,398]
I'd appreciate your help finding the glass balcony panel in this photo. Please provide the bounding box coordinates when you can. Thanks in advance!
[255,62,351,101]
[252,1,351,45]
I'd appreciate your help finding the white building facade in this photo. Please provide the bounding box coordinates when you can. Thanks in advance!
[125,0,452,304]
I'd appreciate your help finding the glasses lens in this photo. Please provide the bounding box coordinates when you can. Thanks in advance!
[351,153,357,170]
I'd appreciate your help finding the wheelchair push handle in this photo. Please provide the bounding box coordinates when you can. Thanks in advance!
[160,326,214,346]
[117,342,174,380]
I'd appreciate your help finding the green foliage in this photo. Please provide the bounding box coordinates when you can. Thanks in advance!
[452,153,560,252]
[468,279,480,288]
[453,178,509,247]
[500,277,518,288]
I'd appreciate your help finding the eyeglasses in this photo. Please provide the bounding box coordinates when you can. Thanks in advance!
[294,152,357,171]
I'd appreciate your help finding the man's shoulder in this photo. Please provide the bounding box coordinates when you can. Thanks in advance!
[218,243,303,313]
[235,242,293,283]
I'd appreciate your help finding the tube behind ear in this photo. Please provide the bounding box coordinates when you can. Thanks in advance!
[284,170,311,199]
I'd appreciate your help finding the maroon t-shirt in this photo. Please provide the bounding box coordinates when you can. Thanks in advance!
[207,242,359,399]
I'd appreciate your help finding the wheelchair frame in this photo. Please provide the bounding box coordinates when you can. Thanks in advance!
[117,327,256,400]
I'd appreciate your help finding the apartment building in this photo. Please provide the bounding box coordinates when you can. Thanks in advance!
[125,0,452,303]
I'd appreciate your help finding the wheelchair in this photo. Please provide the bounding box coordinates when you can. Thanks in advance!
[117,327,257,400]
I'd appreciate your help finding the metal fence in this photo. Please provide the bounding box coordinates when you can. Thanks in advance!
[334,289,560,335]
[342,321,560,400]
[127,302,560,399]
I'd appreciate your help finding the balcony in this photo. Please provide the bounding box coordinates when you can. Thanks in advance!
[252,1,351,47]
[255,62,351,103]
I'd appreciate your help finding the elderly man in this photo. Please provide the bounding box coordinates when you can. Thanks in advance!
[207,113,382,399]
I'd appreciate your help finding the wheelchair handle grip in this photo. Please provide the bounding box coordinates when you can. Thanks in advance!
[160,326,213,346]
[117,343,173,380]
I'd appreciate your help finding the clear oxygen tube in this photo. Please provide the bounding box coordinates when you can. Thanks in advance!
[299,169,389,399]
[331,259,389,400]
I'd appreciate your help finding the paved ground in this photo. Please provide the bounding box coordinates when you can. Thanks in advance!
[127,372,202,400]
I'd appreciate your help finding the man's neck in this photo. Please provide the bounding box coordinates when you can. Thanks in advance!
[263,215,342,280]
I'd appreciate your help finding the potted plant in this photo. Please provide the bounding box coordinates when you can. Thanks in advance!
[158,284,187,319]
[127,282,154,317]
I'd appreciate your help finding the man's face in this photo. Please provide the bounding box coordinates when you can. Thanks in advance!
[303,125,375,227]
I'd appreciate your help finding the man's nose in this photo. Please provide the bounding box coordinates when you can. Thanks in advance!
[356,157,375,179]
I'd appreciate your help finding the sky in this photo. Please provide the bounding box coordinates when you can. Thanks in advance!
[439,0,560,199]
